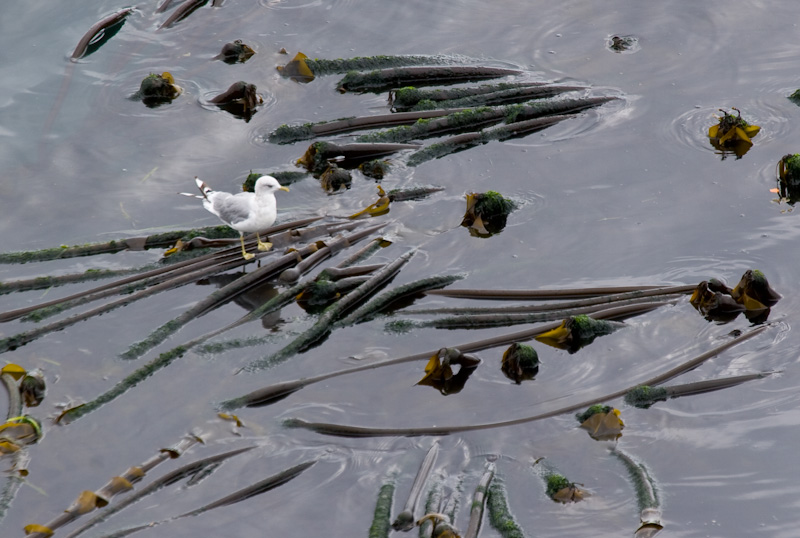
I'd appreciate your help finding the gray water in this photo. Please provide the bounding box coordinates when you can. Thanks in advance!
[1,1,800,536]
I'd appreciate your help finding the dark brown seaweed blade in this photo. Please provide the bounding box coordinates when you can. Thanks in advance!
[159,0,208,29]
[425,285,669,300]
[71,8,134,60]
[337,66,522,93]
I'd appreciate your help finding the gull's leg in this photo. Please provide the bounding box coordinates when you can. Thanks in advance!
[239,233,255,260]
[256,232,273,252]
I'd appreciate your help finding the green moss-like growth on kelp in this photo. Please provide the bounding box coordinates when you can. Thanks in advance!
[624,385,669,409]
[545,473,572,499]
[356,107,501,144]
[575,404,614,423]
[789,90,800,106]
[304,55,455,76]
[487,480,526,538]
[368,480,396,538]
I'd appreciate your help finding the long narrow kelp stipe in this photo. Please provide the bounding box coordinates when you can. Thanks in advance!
[281,326,768,437]
[219,302,666,410]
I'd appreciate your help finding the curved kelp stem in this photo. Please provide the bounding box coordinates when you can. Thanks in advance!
[464,462,495,538]
[219,302,665,409]
[88,460,315,538]
[0,371,24,526]
[611,448,663,537]
[388,298,676,331]
[24,434,202,538]
[335,273,465,327]
[64,446,255,538]
[121,223,384,361]
[414,284,696,313]
[158,0,209,29]
[71,8,135,60]
[282,326,768,437]
[391,442,439,530]
[240,249,416,373]
[57,229,384,424]
[425,284,666,300]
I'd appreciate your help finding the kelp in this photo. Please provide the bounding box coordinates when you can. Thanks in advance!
[296,141,421,176]
[416,348,481,395]
[387,186,445,202]
[337,66,522,93]
[387,299,669,331]
[425,284,669,300]
[241,249,415,372]
[358,160,391,180]
[158,0,209,29]
[776,153,800,203]
[302,55,458,76]
[611,448,663,537]
[369,477,397,538]
[464,463,495,538]
[136,72,182,107]
[269,108,467,144]
[501,342,539,384]
[24,434,202,537]
[533,460,584,503]
[335,273,464,326]
[535,314,625,352]
[400,84,586,112]
[282,326,767,436]
[487,479,525,538]
[0,267,143,295]
[213,39,255,64]
[64,446,256,538]
[71,8,134,60]
[462,190,516,236]
[575,404,624,441]
[0,366,26,526]
[209,81,262,120]
[221,302,674,410]
[708,107,761,159]
[319,163,353,193]
[690,270,780,323]
[392,442,438,531]
[390,82,550,109]
[624,372,773,409]
[356,107,507,144]
[348,186,391,219]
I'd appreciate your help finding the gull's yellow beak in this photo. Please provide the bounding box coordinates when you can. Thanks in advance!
[279,186,290,192]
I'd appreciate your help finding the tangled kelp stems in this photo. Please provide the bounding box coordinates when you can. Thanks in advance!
[240,248,416,372]
[25,434,202,538]
[121,223,385,361]
[282,326,768,436]
[219,302,666,409]
[64,446,255,538]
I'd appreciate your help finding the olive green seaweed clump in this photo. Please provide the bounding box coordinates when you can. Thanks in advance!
[545,473,572,499]
[624,385,668,409]
[487,480,526,538]
[575,404,613,423]
[789,89,800,106]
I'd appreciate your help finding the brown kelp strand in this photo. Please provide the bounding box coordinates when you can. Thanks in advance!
[82,460,316,538]
[0,267,148,296]
[389,299,670,331]
[337,66,522,93]
[406,115,572,166]
[241,249,415,372]
[624,372,774,409]
[336,274,465,326]
[356,107,507,144]
[405,84,587,112]
[220,302,670,410]
[392,442,439,531]
[71,8,134,60]
[269,108,468,144]
[487,479,525,538]
[464,463,495,538]
[0,218,322,323]
[297,142,421,176]
[281,326,768,437]
[390,82,550,109]
[0,255,247,356]
[25,435,201,537]
[387,186,445,202]
[426,284,670,300]
[65,446,255,538]
[119,240,328,361]
[504,96,617,124]
[303,55,458,76]
[155,0,175,13]
[159,0,209,29]
[407,285,695,315]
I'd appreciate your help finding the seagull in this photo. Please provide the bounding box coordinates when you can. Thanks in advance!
[181,175,289,260]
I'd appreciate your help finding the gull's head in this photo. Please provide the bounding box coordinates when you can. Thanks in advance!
[254,175,290,194]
